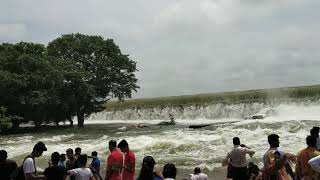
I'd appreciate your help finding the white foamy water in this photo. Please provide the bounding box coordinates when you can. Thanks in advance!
[1,103,320,175]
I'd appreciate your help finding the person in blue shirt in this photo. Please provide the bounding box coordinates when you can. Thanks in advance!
[90,151,102,180]
[58,154,66,167]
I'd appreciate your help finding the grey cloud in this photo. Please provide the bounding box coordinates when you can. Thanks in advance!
[1,0,320,98]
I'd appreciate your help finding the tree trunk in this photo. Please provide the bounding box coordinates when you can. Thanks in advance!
[67,116,74,127]
[77,111,84,128]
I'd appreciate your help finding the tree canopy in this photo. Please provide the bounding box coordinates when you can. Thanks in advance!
[0,33,139,130]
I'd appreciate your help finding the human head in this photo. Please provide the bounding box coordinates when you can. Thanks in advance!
[163,163,177,179]
[0,150,7,161]
[233,137,240,146]
[109,140,117,152]
[310,127,320,138]
[306,135,317,148]
[268,134,280,148]
[75,147,81,155]
[77,154,88,167]
[66,148,74,159]
[33,142,47,157]
[138,156,156,180]
[91,151,98,157]
[194,167,201,174]
[118,140,129,153]
[143,156,156,170]
[60,153,66,161]
[312,127,320,134]
[51,152,60,165]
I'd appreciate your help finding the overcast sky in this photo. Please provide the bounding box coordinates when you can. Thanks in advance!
[1,0,320,98]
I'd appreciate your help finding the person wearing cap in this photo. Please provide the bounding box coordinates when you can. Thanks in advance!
[24,141,47,180]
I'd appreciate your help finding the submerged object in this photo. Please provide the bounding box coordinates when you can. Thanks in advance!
[188,124,212,129]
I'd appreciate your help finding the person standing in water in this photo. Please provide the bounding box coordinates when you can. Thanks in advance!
[118,140,135,180]
[169,114,175,125]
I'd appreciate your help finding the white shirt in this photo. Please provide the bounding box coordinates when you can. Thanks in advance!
[23,158,35,175]
[69,167,93,180]
[308,155,320,172]
[224,145,255,167]
[191,173,208,180]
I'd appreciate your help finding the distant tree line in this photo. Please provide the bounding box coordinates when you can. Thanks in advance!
[0,33,139,132]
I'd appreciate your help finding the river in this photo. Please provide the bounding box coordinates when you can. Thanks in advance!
[1,103,320,179]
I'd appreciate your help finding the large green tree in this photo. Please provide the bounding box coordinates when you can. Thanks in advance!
[47,33,139,127]
[0,42,66,128]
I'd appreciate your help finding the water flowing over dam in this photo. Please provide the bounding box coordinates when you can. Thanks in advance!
[2,100,320,179]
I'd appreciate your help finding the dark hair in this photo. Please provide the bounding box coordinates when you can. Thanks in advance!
[60,153,66,158]
[118,140,129,149]
[233,137,240,145]
[194,167,201,174]
[163,163,176,179]
[66,148,73,153]
[311,127,320,136]
[137,156,156,180]
[0,150,7,161]
[33,142,47,152]
[75,147,81,153]
[77,154,88,166]
[91,151,98,157]
[306,135,317,147]
[109,140,117,148]
[51,152,60,164]
[268,134,279,145]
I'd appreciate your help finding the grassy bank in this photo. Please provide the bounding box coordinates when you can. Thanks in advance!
[105,85,320,110]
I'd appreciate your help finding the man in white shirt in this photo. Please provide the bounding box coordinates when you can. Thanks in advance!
[190,167,208,180]
[222,137,255,180]
[23,141,47,180]
[68,154,95,180]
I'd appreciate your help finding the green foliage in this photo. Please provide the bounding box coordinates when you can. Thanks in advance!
[0,106,13,132]
[47,33,139,127]
[0,34,139,129]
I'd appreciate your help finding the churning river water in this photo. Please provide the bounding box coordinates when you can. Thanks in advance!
[1,103,320,179]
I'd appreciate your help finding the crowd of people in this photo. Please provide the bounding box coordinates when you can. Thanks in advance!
[2,127,320,180]
[0,139,206,180]
[222,126,320,180]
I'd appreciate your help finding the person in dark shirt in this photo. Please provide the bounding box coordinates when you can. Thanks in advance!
[44,152,68,180]
[0,150,18,180]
